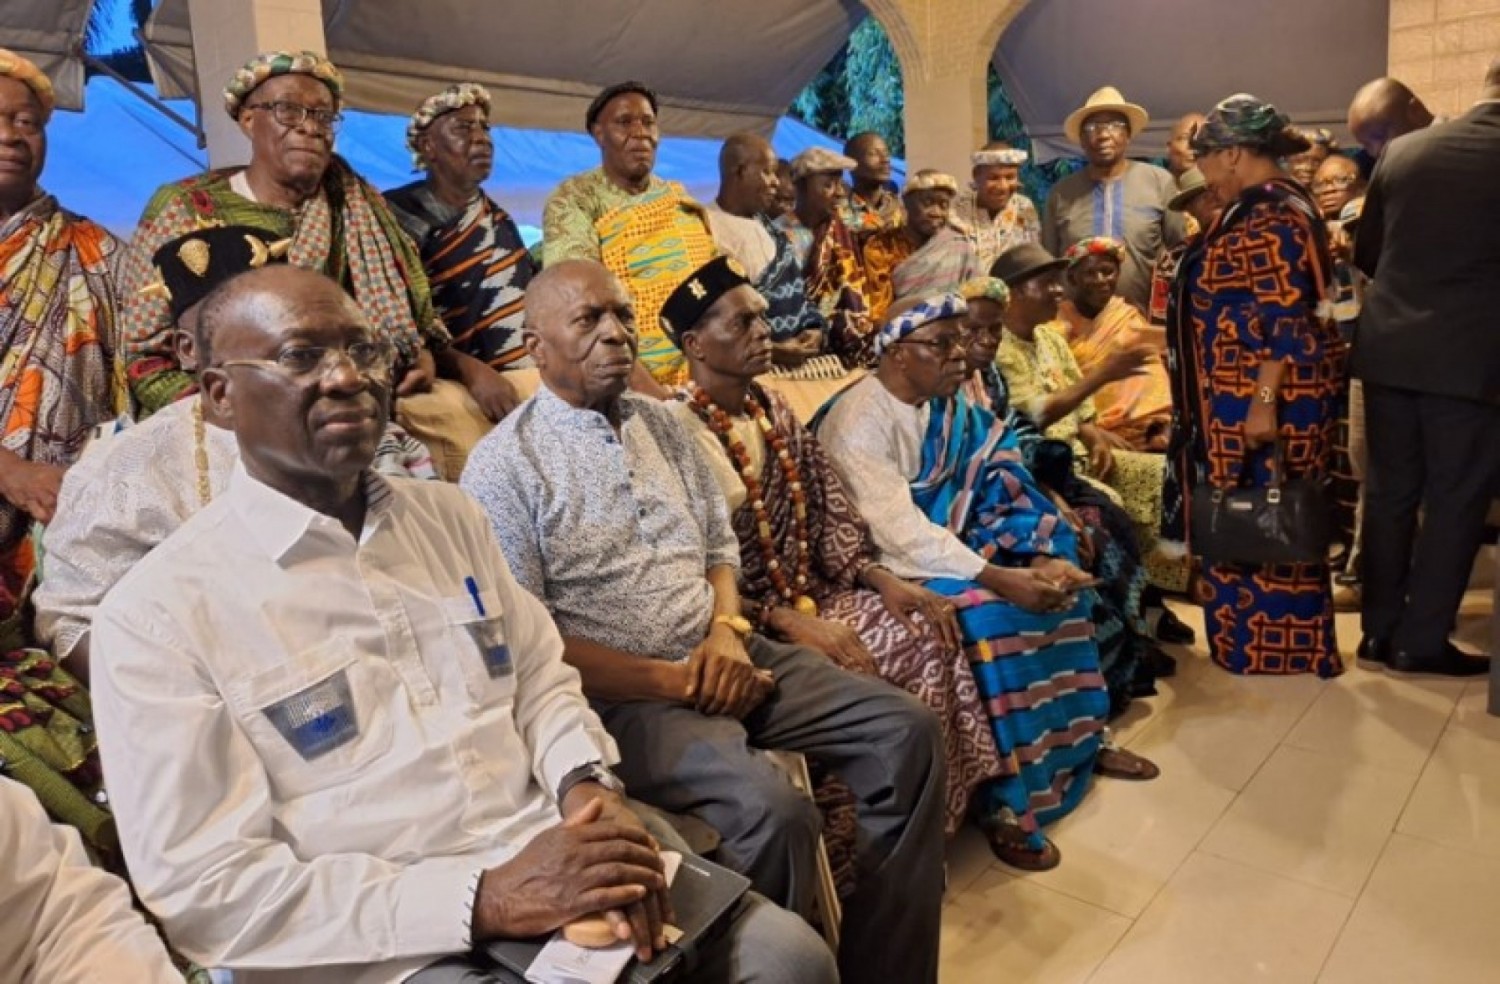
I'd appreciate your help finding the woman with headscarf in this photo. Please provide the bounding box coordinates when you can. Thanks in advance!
[1163,94,1346,677]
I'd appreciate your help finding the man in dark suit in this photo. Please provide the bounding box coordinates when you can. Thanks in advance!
[1352,60,1500,676]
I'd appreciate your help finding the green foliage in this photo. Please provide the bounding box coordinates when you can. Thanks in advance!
[789,16,904,156]
[791,19,1086,201]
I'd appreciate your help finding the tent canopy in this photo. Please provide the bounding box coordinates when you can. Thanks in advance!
[2,0,94,111]
[995,0,1389,161]
[39,76,879,239]
[142,0,865,138]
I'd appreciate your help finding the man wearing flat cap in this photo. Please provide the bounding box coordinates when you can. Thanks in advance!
[386,84,534,412]
[0,48,129,653]
[541,81,717,395]
[952,140,1041,272]
[461,257,946,984]
[1042,86,1183,309]
[775,146,878,365]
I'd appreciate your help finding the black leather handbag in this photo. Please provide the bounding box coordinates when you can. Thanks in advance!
[1189,443,1333,566]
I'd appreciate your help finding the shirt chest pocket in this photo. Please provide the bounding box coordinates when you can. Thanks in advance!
[442,591,517,706]
[225,639,395,800]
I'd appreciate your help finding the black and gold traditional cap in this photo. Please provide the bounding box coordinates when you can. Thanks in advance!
[139,225,292,322]
[658,255,752,346]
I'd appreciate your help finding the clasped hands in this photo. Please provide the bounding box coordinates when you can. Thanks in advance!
[473,793,675,962]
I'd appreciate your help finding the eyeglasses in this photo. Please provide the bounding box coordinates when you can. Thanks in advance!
[245,100,343,132]
[1310,174,1360,193]
[899,334,967,355]
[1082,119,1129,137]
[218,341,393,381]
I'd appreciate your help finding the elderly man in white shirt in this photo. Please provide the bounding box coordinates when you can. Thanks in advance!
[90,265,835,984]
[0,777,180,983]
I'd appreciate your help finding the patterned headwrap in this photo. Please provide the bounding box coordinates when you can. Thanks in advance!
[958,277,1011,308]
[1064,236,1126,268]
[1190,93,1306,155]
[972,147,1028,168]
[872,293,967,358]
[223,50,345,120]
[406,82,492,169]
[0,47,55,121]
[902,169,959,197]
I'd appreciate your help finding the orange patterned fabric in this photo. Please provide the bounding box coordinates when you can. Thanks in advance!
[1057,296,1173,450]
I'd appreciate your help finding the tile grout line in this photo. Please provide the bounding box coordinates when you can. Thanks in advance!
[1311,828,1400,982]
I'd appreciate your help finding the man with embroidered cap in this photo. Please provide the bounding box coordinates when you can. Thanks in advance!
[775,146,877,365]
[952,140,1041,271]
[92,261,837,984]
[386,83,533,417]
[35,225,435,683]
[813,293,1159,871]
[861,168,980,325]
[706,132,827,367]
[542,81,717,395]
[460,256,946,983]
[1042,86,1183,309]
[0,48,129,633]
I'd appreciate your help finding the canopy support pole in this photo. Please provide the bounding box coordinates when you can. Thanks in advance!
[78,48,206,149]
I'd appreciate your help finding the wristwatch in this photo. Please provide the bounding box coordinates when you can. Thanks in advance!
[1256,386,1277,405]
[556,761,625,804]
[713,613,754,638]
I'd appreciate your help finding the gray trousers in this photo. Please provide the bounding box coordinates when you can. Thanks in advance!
[407,890,836,984]
[597,635,947,984]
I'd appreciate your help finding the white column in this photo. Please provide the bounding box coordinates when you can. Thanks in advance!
[186,0,327,167]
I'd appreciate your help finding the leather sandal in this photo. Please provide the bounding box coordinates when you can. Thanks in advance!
[1095,746,1161,782]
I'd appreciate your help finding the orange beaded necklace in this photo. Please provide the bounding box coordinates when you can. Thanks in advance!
[686,383,818,617]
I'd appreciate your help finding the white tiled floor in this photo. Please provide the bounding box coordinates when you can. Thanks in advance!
[939,577,1497,984]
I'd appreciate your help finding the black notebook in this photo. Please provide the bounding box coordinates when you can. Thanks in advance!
[485,852,751,984]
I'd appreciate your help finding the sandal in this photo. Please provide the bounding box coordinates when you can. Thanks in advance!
[980,819,1062,871]
[1095,746,1161,782]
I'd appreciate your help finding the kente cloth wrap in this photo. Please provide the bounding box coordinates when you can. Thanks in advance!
[1059,296,1173,451]
[1,195,125,599]
[1163,176,1345,677]
[963,367,1151,710]
[860,226,917,327]
[407,82,491,169]
[1065,236,1127,267]
[222,49,344,119]
[0,47,55,119]
[910,393,1106,846]
[594,181,718,386]
[805,217,876,366]
[723,386,1006,834]
[890,228,982,309]
[871,292,966,359]
[119,158,446,413]
[386,184,536,368]
[755,218,828,341]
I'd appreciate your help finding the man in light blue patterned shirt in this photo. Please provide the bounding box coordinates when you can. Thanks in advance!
[461,259,947,984]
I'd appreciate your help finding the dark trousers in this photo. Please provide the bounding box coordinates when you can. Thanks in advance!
[1360,382,1500,657]
[597,635,947,984]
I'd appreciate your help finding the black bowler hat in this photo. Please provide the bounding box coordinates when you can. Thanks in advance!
[989,242,1068,287]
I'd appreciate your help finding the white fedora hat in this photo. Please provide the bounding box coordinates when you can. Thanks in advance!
[1063,86,1150,145]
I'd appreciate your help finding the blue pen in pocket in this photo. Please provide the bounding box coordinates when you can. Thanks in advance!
[464,575,513,679]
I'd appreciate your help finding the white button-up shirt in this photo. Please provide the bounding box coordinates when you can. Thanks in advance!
[0,777,181,982]
[816,375,988,582]
[92,465,616,984]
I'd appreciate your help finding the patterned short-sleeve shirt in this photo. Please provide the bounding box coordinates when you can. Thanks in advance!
[460,386,740,662]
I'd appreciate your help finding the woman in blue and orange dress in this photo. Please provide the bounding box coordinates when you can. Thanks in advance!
[1162,94,1346,677]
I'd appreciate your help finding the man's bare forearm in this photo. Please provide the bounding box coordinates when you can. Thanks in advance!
[560,636,689,703]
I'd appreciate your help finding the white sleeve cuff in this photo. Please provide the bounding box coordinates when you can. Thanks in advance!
[394,859,491,955]
[537,724,620,801]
